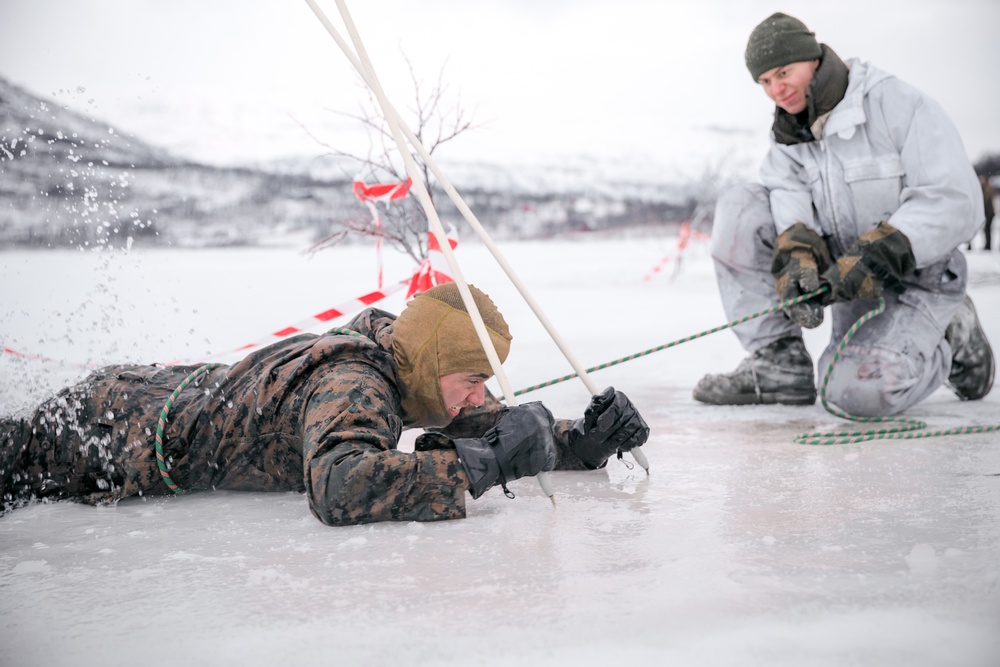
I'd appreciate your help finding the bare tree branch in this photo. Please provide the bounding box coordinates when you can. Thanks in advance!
[298,55,479,263]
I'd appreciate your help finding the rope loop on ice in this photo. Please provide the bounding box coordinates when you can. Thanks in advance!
[795,297,999,444]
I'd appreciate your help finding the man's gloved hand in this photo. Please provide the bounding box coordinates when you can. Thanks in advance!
[820,221,916,304]
[568,387,650,470]
[772,222,833,329]
[453,402,557,499]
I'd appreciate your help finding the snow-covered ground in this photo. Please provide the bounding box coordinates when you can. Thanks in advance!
[2,235,999,666]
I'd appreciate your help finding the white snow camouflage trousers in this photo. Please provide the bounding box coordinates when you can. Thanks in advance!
[708,183,968,417]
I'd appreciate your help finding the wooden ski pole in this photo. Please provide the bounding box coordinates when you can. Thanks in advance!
[303,0,649,475]
[325,0,556,503]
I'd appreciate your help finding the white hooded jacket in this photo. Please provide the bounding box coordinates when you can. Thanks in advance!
[761,59,983,270]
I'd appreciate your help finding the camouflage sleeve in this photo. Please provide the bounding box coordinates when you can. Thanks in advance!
[424,390,594,471]
[552,417,596,471]
[302,361,470,526]
[433,389,506,439]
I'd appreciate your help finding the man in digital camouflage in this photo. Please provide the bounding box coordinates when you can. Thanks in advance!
[1,283,649,526]
[693,12,994,415]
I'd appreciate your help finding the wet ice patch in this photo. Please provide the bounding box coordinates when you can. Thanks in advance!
[247,568,288,586]
[12,560,50,574]
[125,568,158,579]
[339,536,369,549]
[164,551,243,563]
[905,543,939,574]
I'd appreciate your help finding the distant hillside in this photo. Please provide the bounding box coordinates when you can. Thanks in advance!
[0,76,369,248]
[0,77,698,249]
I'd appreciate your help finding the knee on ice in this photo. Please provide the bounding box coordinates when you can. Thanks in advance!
[822,348,920,417]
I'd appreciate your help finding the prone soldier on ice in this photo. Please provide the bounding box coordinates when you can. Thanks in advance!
[1,283,649,525]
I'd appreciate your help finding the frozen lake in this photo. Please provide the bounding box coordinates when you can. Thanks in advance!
[2,236,999,666]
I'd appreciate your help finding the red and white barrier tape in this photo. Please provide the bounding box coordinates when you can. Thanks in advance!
[201,222,457,361]
[1,282,408,369]
[1,346,95,370]
[353,176,412,289]
[642,221,711,282]
[4,225,460,369]
[187,278,410,364]
[406,224,459,298]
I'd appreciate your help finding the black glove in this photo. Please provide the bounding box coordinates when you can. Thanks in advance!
[772,222,833,329]
[820,221,915,304]
[568,387,650,470]
[453,402,557,499]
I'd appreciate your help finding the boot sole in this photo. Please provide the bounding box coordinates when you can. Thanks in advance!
[693,390,817,406]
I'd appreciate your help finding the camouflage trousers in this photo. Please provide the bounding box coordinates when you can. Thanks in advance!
[709,183,968,417]
[1,365,210,512]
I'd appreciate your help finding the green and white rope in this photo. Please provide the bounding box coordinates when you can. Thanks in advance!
[155,363,222,494]
[151,295,993,495]
[510,290,824,398]
[326,326,366,338]
[154,328,367,494]
[512,288,998,446]
[794,297,1000,444]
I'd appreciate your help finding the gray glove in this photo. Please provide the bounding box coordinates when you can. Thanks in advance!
[453,402,557,499]
[569,387,650,469]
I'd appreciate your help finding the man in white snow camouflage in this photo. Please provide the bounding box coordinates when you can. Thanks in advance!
[693,12,995,416]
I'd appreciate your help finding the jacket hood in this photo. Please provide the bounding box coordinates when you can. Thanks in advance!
[391,284,511,430]
[820,58,893,140]
[343,308,397,352]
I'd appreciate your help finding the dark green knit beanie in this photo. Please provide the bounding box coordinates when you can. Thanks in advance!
[745,12,822,80]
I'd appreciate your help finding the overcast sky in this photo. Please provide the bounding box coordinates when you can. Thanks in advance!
[2,0,998,177]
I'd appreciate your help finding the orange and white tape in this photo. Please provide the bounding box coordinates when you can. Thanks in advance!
[642,220,711,283]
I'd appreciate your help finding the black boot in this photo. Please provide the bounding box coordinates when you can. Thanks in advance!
[945,296,995,401]
[693,337,816,405]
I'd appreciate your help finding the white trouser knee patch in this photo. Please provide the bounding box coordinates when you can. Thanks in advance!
[823,347,920,417]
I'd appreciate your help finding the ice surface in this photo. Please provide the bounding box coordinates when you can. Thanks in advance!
[2,237,999,666]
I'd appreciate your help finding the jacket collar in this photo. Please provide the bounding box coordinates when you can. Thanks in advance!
[772,44,850,145]
[819,58,893,140]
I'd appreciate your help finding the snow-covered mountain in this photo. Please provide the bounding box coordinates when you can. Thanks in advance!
[1,76,701,249]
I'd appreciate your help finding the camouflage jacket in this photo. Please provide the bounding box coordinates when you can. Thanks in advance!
[1,309,589,525]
